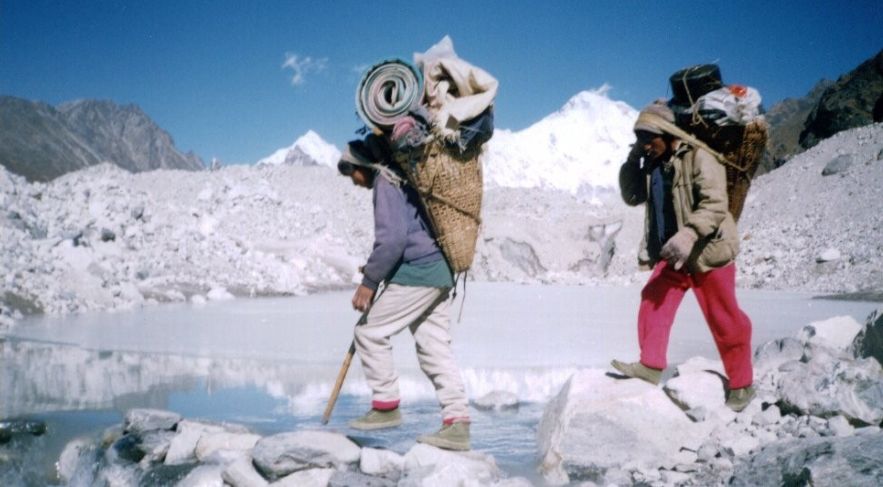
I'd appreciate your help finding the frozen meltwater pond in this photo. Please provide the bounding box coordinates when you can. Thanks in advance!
[1,283,880,484]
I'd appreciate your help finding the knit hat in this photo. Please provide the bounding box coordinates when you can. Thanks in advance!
[337,138,405,186]
[634,102,675,135]
[339,140,374,170]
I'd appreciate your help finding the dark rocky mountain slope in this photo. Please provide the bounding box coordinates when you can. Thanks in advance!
[799,48,883,149]
[758,80,833,175]
[0,97,203,181]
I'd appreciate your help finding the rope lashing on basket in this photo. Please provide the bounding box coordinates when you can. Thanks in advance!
[635,111,756,172]
[356,59,423,134]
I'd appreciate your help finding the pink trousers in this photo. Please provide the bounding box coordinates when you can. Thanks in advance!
[638,261,753,389]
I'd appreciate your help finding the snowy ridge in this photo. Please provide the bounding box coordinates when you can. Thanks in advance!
[483,85,637,200]
[256,130,341,168]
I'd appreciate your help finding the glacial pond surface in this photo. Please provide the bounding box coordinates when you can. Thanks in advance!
[1,282,880,485]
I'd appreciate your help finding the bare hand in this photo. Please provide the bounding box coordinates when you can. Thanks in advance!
[660,228,698,271]
[352,285,376,312]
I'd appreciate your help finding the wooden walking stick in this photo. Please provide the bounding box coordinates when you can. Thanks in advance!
[321,283,385,425]
[322,340,357,425]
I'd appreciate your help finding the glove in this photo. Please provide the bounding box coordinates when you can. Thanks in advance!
[660,228,698,271]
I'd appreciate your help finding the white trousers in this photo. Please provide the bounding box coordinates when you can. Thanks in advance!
[354,284,469,421]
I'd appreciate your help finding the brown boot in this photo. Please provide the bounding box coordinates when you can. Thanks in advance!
[725,386,756,412]
[610,359,662,385]
[416,422,470,451]
[349,408,402,430]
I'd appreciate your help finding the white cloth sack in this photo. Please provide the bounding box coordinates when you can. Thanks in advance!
[696,85,762,126]
[413,36,498,141]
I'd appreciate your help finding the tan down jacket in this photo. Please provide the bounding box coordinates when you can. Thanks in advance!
[619,142,739,274]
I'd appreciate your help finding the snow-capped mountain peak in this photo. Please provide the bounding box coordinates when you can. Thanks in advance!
[257,130,341,168]
[482,86,638,200]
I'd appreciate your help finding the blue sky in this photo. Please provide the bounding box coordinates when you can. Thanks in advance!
[2,0,880,165]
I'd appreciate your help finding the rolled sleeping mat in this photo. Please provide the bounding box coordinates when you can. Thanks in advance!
[356,59,423,133]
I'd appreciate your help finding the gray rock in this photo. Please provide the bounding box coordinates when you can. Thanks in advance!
[123,408,181,435]
[730,431,883,486]
[753,337,805,375]
[251,431,360,481]
[173,464,225,487]
[0,419,46,442]
[850,308,883,366]
[165,420,229,465]
[107,434,144,464]
[821,154,856,176]
[139,463,199,486]
[329,470,396,487]
[751,405,782,427]
[825,415,855,437]
[222,457,268,487]
[774,345,883,425]
[137,430,176,465]
[95,464,139,487]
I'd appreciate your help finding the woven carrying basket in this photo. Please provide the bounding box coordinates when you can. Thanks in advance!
[724,119,767,221]
[396,141,483,273]
[678,117,768,221]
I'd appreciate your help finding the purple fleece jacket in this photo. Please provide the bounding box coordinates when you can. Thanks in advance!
[361,175,443,290]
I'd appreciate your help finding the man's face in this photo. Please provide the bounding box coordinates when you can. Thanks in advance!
[349,166,372,188]
[635,130,667,161]
[339,161,373,189]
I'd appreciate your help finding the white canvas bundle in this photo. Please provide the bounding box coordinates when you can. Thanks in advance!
[413,36,499,142]
[696,85,763,126]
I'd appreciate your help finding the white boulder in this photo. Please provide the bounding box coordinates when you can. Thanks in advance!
[797,315,862,351]
[359,447,404,477]
[222,457,269,487]
[165,420,230,465]
[251,430,360,481]
[537,369,706,485]
[195,432,262,462]
[398,443,501,487]
[663,370,727,414]
[270,468,334,486]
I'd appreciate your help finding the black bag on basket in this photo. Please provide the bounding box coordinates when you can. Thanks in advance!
[669,64,723,106]
[667,65,767,221]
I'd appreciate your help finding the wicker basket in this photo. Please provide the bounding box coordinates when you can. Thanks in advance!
[678,117,768,221]
[723,119,768,221]
[397,141,483,273]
